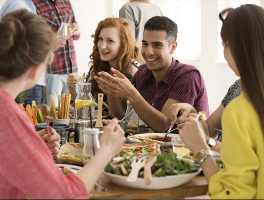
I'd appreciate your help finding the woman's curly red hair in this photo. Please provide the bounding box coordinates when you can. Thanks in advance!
[89,18,143,96]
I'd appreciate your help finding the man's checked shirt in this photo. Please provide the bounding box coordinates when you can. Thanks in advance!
[32,0,80,74]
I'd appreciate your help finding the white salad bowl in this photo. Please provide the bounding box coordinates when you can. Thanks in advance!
[102,158,201,190]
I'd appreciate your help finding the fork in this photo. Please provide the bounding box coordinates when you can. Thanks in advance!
[127,158,146,182]
[120,108,134,121]
[169,113,203,133]
[161,124,175,142]
[163,113,203,136]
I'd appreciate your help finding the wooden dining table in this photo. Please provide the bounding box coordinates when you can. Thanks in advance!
[90,173,208,199]
[68,127,220,199]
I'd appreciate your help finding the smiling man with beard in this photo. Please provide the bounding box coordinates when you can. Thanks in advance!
[94,16,209,133]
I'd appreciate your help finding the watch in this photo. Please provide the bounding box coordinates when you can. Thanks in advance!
[208,138,217,149]
[193,149,213,164]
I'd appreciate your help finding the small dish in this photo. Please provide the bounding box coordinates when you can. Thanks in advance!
[53,118,70,126]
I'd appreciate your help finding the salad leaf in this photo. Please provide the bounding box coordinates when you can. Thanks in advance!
[105,153,200,177]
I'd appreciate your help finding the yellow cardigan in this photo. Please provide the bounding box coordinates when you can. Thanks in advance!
[208,91,264,199]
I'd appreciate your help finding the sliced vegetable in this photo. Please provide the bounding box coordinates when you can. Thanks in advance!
[49,105,52,117]
[32,105,38,125]
[26,104,33,123]
[32,100,36,109]
[37,110,45,123]
[19,104,25,112]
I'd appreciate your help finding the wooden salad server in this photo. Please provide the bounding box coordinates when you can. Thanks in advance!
[144,156,157,185]
[127,158,146,182]
[95,93,103,128]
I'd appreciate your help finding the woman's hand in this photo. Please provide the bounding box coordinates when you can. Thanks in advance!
[37,127,61,156]
[67,73,78,89]
[99,118,126,157]
[178,116,209,152]
[169,103,197,124]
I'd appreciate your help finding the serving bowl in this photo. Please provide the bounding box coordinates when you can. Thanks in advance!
[102,158,201,190]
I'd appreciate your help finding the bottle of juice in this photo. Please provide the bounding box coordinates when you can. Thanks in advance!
[75,83,95,119]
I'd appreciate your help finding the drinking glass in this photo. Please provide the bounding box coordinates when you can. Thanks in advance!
[57,22,68,39]
[74,72,85,85]
[171,137,190,157]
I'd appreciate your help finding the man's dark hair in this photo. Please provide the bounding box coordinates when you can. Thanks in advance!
[144,16,178,45]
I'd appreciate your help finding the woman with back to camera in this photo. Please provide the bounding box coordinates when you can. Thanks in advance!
[178,5,264,198]
[0,9,126,199]
[67,17,143,109]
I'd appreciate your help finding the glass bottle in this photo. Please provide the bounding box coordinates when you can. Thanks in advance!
[75,83,95,119]
[124,100,138,130]
[83,128,100,165]
[57,22,68,38]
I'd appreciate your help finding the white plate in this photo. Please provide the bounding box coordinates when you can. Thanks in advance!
[103,158,201,190]
[131,133,180,146]
[56,164,82,173]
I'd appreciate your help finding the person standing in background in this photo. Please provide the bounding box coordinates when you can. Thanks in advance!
[0,0,56,107]
[32,0,80,107]
[119,0,163,49]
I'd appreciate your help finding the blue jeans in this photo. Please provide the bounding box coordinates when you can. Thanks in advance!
[46,73,69,107]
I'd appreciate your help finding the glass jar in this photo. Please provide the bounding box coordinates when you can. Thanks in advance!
[83,128,100,165]
[75,83,95,119]
[171,137,190,157]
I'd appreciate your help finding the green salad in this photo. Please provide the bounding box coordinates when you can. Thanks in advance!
[105,153,200,177]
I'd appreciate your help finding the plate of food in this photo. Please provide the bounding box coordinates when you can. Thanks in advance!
[127,133,180,146]
[114,141,161,159]
[103,153,201,190]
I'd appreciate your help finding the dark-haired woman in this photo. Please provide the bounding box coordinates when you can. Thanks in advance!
[0,9,125,199]
[178,5,264,199]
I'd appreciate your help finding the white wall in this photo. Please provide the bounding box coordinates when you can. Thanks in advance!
[64,0,239,111]
[2,0,260,112]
